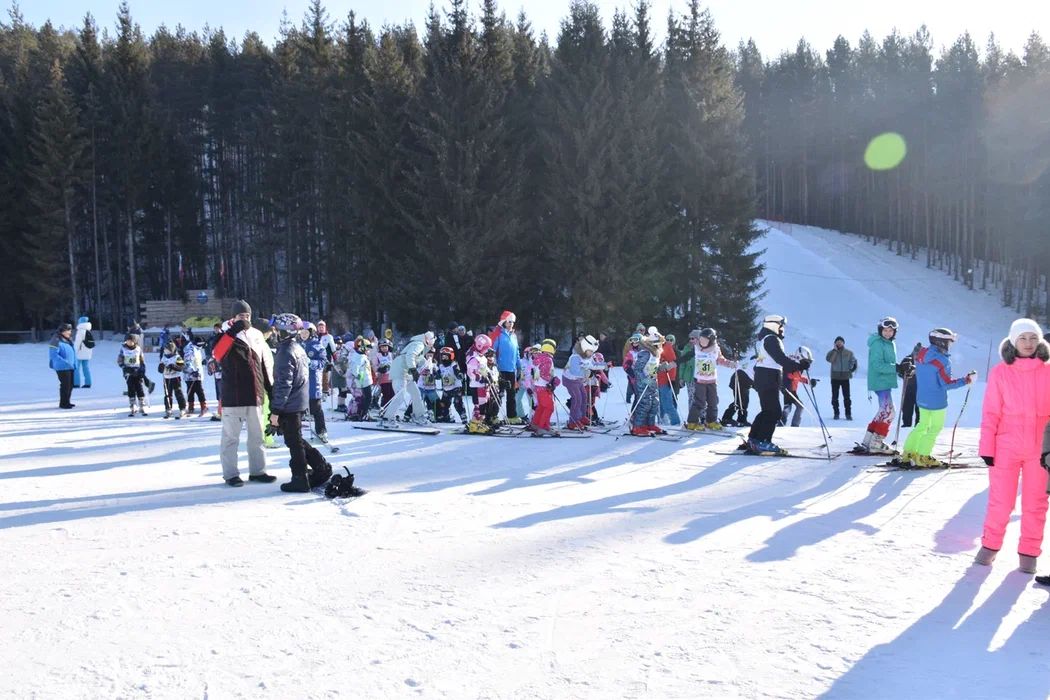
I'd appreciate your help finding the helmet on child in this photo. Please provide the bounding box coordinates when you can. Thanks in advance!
[540,339,557,355]
[473,334,492,353]
[929,328,957,352]
[797,346,813,362]
[579,334,598,355]
[439,346,455,362]
[354,337,372,353]
[629,333,642,345]
[593,352,605,364]
[878,316,899,339]
[378,338,392,351]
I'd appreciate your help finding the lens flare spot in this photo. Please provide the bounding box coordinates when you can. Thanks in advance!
[864,132,907,171]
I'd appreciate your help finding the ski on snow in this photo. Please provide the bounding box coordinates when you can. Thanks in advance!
[352,423,441,436]
[713,450,841,460]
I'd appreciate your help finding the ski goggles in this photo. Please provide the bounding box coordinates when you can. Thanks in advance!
[878,317,899,330]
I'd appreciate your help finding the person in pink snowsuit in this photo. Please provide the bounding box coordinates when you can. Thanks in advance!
[975,318,1050,574]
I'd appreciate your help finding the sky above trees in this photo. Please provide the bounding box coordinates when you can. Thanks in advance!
[23,0,1050,58]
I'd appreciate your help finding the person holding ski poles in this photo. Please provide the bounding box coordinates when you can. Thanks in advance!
[899,328,975,468]
[975,319,1050,574]
[857,317,901,455]
[746,315,810,455]
[657,334,680,426]
[629,328,668,437]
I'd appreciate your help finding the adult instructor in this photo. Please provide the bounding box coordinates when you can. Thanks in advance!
[211,300,276,487]
[488,310,523,424]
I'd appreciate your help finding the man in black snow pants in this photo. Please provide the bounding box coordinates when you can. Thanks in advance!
[747,315,810,455]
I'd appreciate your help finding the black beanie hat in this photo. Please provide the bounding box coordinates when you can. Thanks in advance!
[835,336,845,343]
[231,299,252,317]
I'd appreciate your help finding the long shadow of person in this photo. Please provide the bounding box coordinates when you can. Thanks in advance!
[933,487,991,555]
[663,462,861,546]
[819,568,1040,698]
[747,472,912,562]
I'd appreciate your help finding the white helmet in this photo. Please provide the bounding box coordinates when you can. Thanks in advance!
[762,315,786,333]
[580,334,599,354]
[797,345,813,361]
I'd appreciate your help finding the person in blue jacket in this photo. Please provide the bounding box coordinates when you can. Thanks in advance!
[302,322,328,441]
[488,310,523,424]
[48,323,77,409]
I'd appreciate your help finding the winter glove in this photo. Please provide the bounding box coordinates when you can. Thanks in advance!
[157,363,165,374]
[378,364,390,375]
[810,378,819,388]
[527,388,533,397]
[226,319,249,336]
[981,456,995,467]
[551,376,561,389]
[410,368,419,382]
[798,357,812,371]
[1042,452,1050,472]
[965,371,978,384]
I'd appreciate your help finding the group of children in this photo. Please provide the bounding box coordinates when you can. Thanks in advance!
[117,327,217,419]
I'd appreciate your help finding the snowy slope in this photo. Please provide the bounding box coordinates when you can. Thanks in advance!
[2,224,1048,699]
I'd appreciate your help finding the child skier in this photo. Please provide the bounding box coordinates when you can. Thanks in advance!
[347,337,374,421]
[467,334,496,433]
[721,359,754,427]
[373,338,395,411]
[529,339,560,436]
[302,322,328,442]
[858,317,901,455]
[899,328,975,468]
[183,338,209,417]
[435,346,467,423]
[779,348,815,428]
[623,333,642,409]
[684,327,737,431]
[975,319,1050,573]
[588,352,610,425]
[563,335,599,431]
[746,315,810,455]
[417,348,440,418]
[158,340,187,419]
[117,333,148,416]
[331,334,350,413]
[630,329,667,437]
[657,335,680,426]
[515,345,537,422]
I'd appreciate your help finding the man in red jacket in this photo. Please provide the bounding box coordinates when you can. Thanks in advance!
[211,300,276,487]
[657,334,680,425]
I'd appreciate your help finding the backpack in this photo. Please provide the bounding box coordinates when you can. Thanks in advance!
[83,329,96,349]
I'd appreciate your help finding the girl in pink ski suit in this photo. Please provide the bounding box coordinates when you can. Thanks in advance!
[977,318,1050,572]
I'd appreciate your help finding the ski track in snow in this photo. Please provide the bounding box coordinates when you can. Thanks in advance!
[3,221,1049,698]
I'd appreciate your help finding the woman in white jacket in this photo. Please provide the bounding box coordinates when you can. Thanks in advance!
[73,316,95,388]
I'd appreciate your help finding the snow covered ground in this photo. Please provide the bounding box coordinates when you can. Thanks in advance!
[3,221,1049,699]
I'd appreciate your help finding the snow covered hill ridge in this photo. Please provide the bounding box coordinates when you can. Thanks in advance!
[755,220,1025,427]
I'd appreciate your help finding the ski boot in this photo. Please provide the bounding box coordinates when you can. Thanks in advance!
[506,417,523,425]
[129,400,138,417]
[646,425,668,436]
[747,439,787,456]
[683,422,706,432]
[164,410,172,419]
[138,398,148,416]
[210,413,222,422]
[705,421,723,431]
[630,425,652,437]
[860,431,896,455]
[174,409,183,420]
[915,454,945,469]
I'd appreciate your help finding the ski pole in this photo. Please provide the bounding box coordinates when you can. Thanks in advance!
[801,372,833,454]
[948,376,975,469]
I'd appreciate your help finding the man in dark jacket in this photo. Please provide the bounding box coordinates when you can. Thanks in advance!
[268,313,333,493]
[825,336,858,420]
[748,315,810,455]
[211,299,275,487]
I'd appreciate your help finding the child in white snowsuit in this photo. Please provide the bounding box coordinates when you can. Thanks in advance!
[158,341,187,419]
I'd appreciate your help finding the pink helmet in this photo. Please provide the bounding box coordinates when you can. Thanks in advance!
[473,334,492,353]
[592,352,605,364]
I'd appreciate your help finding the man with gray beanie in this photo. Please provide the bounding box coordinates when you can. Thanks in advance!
[211,300,276,486]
